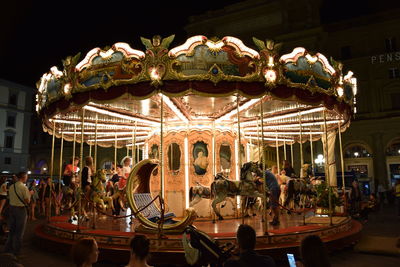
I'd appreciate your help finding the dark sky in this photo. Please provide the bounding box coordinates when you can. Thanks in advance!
[0,0,397,88]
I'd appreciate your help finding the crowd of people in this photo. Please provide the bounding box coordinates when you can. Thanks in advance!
[0,155,399,266]
[67,224,332,267]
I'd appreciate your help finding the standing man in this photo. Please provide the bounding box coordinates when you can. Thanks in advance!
[262,167,281,226]
[4,172,31,256]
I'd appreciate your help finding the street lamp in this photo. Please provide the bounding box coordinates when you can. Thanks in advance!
[314,154,325,172]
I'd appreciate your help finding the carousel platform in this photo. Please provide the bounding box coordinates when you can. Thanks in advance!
[35,211,362,265]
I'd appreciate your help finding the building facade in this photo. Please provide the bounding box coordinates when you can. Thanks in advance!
[185,0,400,192]
[0,79,34,173]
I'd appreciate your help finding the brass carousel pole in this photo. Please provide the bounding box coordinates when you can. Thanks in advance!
[89,141,92,158]
[114,133,117,170]
[275,132,280,173]
[337,119,346,215]
[257,118,261,163]
[160,95,165,199]
[284,140,287,161]
[94,114,98,171]
[212,121,216,176]
[72,124,76,169]
[133,121,137,165]
[323,109,333,226]
[77,110,85,232]
[92,114,98,229]
[137,143,140,163]
[290,143,294,167]
[58,126,64,196]
[236,95,244,224]
[159,94,165,238]
[310,128,314,175]
[298,112,304,175]
[260,101,268,234]
[48,120,56,222]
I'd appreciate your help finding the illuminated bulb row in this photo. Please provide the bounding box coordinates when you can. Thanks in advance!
[216,98,261,122]
[161,94,189,123]
[236,107,325,126]
[50,119,152,130]
[83,105,159,126]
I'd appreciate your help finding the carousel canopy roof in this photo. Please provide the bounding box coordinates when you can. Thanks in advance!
[36,35,357,147]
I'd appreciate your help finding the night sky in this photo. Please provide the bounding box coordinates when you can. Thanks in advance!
[0,0,397,88]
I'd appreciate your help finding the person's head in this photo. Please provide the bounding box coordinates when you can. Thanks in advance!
[45,177,52,184]
[283,160,291,168]
[73,157,80,166]
[236,224,256,252]
[30,179,37,187]
[130,235,150,261]
[300,235,330,267]
[17,172,28,183]
[271,165,278,174]
[85,156,93,167]
[197,151,203,157]
[0,176,7,185]
[280,169,286,176]
[123,157,131,166]
[116,164,123,175]
[72,237,99,267]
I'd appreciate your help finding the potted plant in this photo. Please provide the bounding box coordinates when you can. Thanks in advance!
[314,182,343,215]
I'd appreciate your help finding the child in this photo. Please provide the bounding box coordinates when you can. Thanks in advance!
[29,179,39,220]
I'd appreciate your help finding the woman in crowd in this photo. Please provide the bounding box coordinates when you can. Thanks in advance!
[283,160,296,178]
[41,177,55,218]
[38,178,46,216]
[298,235,331,267]
[28,179,39,220]
[126,235,152,267]
[0,176,8,220]
[72,237,99,267]
[81,156,94,192]
[63,157,80,186]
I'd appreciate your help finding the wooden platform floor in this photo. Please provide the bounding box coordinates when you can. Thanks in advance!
[63,208,319,236]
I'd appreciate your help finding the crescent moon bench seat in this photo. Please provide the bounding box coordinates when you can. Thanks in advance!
[133,193,176,223]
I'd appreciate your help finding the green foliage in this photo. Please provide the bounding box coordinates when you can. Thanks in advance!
[315,182,342,208]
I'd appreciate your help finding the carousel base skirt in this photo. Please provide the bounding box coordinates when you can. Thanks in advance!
[35,211,362,265]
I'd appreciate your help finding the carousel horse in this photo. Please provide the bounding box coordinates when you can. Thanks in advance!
[90,169,114,212]
[111,180,128,212]
[284,164,316,210]
[189,162,264,221]
[189,182,212,207]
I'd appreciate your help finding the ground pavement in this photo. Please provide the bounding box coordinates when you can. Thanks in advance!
[0,205,399,267]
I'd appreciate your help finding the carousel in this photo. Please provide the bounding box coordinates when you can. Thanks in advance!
[34,35,361,264]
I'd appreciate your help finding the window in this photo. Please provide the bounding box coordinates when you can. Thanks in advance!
[8,92,18,106]
[4,157,11,165]
[5,135,14,149]
[6,115,16,128]
[388,68,400,79]
[340,46,352,60]
[385,37,397,52]
[344,144,372,158]
[391,93,400,109]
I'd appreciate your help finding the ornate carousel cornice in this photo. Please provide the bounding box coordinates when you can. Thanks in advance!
[36,35,357,119]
